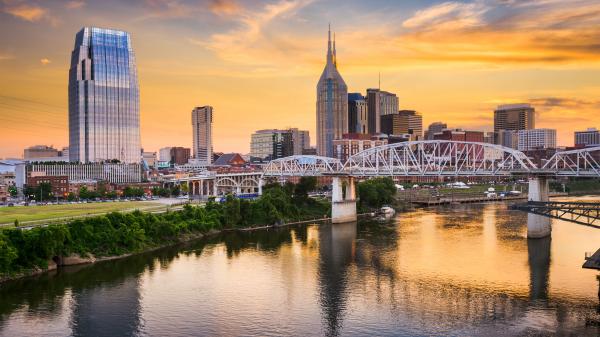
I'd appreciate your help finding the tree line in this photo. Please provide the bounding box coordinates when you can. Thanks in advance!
[0,177,329,277]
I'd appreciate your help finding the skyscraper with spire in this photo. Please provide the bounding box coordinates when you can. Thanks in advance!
[316,25,348,157]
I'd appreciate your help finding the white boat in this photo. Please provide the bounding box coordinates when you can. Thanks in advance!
[376,206,396,221]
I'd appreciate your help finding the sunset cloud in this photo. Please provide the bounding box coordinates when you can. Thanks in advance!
[3,3,47,21]
[65,1,85,9]
[209,0,240,16]
[40,58,50,65]
[402,1,488,30]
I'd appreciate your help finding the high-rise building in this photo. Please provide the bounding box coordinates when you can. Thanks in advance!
[69,27,140,163]
[380,110,422,140]
[517,129,556,151]
[192,106,213,164]
[366,89,398,134]
[142,151,157,167]
[575,128,600,147]
[158,147,190,165]
[425,122,447,140]
[316,26,348,157]
[159,147,172,163]
[250,129,294,161]
[496,129,519,149]
[494,104,535,132]
[348,93,368,134]
[288,128,311,155]
[23,145,60,159]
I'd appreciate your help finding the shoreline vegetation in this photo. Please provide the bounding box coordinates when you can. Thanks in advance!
[0,177,339,283]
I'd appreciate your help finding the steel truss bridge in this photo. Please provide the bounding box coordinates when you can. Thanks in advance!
[263,141,600,178]
[512,201,600,229]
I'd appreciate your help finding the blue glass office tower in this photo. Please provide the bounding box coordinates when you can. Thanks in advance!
[69,27,140,163]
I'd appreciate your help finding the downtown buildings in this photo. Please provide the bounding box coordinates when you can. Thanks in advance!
[575,128,600,147]
[68,27,141,164]
[316,27,348,157]
[192,106,213,165]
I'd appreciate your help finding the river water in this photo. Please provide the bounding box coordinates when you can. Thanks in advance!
[1,198,600,336]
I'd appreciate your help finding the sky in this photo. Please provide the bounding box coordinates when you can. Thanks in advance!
[1,0,600,159]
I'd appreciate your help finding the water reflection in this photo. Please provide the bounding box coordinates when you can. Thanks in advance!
[317,223,356,337]
[528,237,551,300]
[1,201,600,336]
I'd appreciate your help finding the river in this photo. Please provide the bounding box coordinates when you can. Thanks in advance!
[1,198,600,336]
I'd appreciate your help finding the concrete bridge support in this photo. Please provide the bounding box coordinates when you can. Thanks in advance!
[331,176,357,224]
[527,177,551,238]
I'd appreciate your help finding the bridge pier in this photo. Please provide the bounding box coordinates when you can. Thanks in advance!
[527,177,552,238]
[331,176,357,224]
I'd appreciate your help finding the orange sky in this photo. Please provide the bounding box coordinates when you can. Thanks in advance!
[1,0,600,158]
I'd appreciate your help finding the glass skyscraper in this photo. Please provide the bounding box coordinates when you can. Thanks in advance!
[69,27,140,163]
[316,26,348,157]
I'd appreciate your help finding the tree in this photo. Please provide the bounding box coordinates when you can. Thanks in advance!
[79,186,90,200]
[357,177,396,209]
[67,192,76,202]
[294,176,317,200]
[8,186,17,198]
[25,182,53,202]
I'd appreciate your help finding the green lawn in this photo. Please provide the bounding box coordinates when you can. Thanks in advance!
[0,201,164,226]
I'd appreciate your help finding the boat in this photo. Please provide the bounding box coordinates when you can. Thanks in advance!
[376,206,396,222]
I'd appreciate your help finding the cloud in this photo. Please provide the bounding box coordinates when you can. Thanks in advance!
[528,97,600,110]
[402,1,489,30]
[3,3,47,21]
[66,1,85,9]
[40,58,51,65]
[200,0,314,69]
[210,0,240,16]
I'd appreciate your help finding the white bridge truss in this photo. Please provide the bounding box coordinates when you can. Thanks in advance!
[262,155,343,177]
[344,141,537,177]
[542,146,600,177]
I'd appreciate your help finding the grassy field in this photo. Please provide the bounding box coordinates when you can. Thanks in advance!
[0,201,164,226]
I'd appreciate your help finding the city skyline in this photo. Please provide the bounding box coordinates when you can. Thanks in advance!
[2,0,600,158]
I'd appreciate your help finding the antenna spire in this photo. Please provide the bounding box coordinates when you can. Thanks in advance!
[327,23,332,63]
[378,71,381,90]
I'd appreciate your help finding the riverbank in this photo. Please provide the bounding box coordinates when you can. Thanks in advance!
[0,180,334,284]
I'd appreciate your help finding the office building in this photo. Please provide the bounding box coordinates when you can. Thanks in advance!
[333,134,388,162]
[192,106,213,164]
[433,129,484,142]
[24,163,141,185]
[348,93,368,134]
[517,129,556,151]
[250,129,294,160]
[575,128,600,147]
[142,151,157,167]
[24,145,60,159]
[496,129,519,149]
[69,27,140,163]
[158,147,191,166]
[316,26,348,157]
[288,128,311,155]
[483,132,495,144]
[425,122,447,140]
[380,110,422,140]
[366,89,398,134]
[494,104,535,132]
[26,175,69,198]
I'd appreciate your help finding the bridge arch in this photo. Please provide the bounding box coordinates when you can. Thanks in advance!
[263,155,343,177]
[343,140,537,177]
[542,146,600,176]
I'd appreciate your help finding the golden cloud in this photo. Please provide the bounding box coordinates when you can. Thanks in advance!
[209,0,240,16]
[3,3,47,21]
[40,58,51,65]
